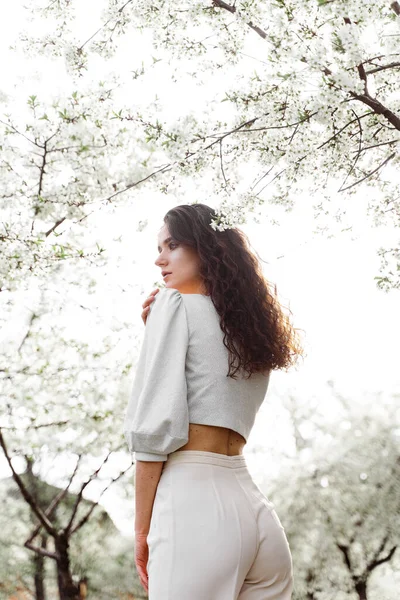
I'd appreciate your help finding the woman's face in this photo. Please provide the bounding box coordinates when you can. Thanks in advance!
[155,224,207,295]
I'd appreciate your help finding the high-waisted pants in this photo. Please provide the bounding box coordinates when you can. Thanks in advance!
[146,450,293,599]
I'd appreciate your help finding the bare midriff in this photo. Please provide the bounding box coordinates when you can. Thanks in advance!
[175,423,246,456]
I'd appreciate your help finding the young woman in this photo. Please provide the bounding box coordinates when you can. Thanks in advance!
[123,203,304,599]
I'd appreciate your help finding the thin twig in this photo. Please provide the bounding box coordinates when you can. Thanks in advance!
[339,109,363,190]
[65,450,113,534]
[219,139,228,186]
[338,152,395,192]
[78,0,134,51]
[70,459,131,535]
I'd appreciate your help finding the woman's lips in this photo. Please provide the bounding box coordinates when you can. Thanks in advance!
[163,273,171,279]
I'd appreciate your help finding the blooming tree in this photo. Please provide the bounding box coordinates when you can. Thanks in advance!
[8,0,399,288]
[273,388,400,599]
[1,2,400,597]
[0,463,143,599]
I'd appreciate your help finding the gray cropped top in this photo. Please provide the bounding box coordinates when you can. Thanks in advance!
[123,288,271,461]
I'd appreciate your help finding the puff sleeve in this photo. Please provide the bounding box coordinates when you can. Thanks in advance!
[123,288,189,462]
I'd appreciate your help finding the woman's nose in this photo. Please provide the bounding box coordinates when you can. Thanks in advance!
[155,254,166,267]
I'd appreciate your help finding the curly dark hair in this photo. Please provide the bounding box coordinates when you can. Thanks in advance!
[163,203,305,380]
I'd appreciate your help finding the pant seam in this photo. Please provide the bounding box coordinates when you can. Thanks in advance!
[233,470,260,567]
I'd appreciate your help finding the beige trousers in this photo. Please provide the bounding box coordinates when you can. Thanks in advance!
[147,450,293,599]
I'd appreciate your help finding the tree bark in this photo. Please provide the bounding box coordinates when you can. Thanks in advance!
[33,534,47,600]
[55,533,81,600]
[26,457,47,600]
[355,580,367,600]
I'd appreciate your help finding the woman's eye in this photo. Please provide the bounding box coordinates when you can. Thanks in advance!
[169,242,178,249]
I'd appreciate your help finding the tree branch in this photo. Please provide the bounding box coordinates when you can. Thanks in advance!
[70,458,131,535]
[391,2,400,16]
[338,152,395,192]
[369,545,397,569]
[250,165,274,192]
[357,63,369,95]
[45,217,66,237]
[0,119,43,148]
[229,112,318,135]
[365,531,396,573]
[336,543,353,572]
[219,139,228,186]
[339,109,363,190]
[317,111,373,150]
[354,138,399,154]
[65,450,113,534]
[212,0,267,40]
[25,541,58,560]
[0,420,70,431]
[25,477,75,550]
[0,429,56,536]
[78,0,134,50]
[350,92,400,130]
[365,61,400,75]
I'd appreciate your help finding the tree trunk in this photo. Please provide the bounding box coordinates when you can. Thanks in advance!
[55,534,81,600]
[33,534,47,600]
[25,457,47,600]
[355,580,367,600]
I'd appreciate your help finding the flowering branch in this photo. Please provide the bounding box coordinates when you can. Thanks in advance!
[211,0,267,39]
[338,152,396,192]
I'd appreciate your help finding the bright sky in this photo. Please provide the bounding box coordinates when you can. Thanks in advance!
[1,1,399,536]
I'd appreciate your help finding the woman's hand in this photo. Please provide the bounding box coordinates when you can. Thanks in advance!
[135,532,149,593]
[141,288,160,325]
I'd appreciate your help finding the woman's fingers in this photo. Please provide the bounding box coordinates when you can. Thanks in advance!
[135,534,149,592]
[138,564,148,591]
[141,578,148,593]
[138,568,148,592]
[141,288,160,325]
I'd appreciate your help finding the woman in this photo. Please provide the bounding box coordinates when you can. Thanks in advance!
[123,203,304,599]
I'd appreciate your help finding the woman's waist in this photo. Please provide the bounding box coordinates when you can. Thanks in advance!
[174,422,246,456]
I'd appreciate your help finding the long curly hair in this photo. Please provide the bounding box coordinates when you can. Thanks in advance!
[163,203,305,379]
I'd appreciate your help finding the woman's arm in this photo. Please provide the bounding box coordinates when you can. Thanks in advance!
[134,290,167,533]
[135,460,164,534]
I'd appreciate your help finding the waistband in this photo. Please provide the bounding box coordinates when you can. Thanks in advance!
[164,450,248,469]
